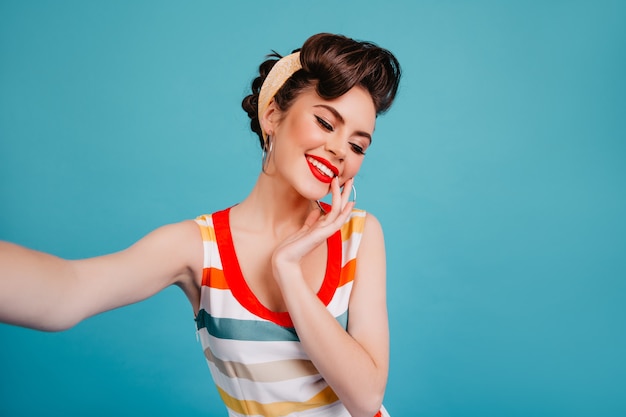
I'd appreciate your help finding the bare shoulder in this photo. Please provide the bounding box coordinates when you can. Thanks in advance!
[165,219,205,284]
[363,211,384,239]
[119,219,203,277]
[357,211,386,262]
[135,219,203,263]
[123,219,205,290]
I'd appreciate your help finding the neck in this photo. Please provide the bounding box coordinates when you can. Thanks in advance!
[230,172,317,239]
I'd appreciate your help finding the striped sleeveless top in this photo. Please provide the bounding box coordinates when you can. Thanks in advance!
[194,207,390,417]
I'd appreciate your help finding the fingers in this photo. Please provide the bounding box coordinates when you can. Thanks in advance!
[287,177,356,240]
[341,177,354,210]
[305,178,351,238]
[272,181,355,267]
[326,177,353,219]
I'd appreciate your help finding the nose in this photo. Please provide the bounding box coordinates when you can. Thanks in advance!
[324,134,347,161]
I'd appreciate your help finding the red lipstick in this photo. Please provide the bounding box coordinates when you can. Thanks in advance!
[306,154,338,184]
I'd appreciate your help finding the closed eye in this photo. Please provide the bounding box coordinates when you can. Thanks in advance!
[350,143,366,155]
[315,115,334,132]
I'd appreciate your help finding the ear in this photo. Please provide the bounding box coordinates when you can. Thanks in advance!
[259,99,280,137]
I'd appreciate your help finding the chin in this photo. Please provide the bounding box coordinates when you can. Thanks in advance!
[297,183,330,202]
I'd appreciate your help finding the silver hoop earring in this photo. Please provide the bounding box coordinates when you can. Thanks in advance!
[350,182,357,203]
[261,136,273,173]
[315,182,357,214]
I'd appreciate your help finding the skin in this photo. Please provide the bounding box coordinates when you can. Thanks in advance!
[0,85,389,417]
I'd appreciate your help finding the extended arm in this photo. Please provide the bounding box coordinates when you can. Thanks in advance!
[0,220,203,331]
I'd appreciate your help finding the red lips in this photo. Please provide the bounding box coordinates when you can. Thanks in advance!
[306,154,339,184]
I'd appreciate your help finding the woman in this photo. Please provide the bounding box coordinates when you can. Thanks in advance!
[0,33,401,417]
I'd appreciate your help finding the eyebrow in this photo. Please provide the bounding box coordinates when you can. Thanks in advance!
[313,104,372,143]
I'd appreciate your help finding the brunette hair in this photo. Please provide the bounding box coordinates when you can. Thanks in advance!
[242,33,401,149]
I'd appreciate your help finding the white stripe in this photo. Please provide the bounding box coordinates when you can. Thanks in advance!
[341,232,362,267]
[326,281,352,317]
[194,217,209,227]
[202,282,351,323]
[200,240,223,269]
[199,286,272,321]
[199,330,310,363]
[195,216,221,269]
[208,361,328,404]
[350,209,366,218]
[196,214,215,227]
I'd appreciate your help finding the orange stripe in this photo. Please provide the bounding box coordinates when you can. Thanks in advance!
[202,267,228,289]
[339,258,356,286]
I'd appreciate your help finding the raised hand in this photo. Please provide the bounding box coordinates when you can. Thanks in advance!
[271,177,354,278]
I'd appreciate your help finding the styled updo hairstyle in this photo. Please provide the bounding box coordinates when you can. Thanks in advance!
[242,33,401,149]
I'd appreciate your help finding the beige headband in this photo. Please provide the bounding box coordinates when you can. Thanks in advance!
[258,52,302,144]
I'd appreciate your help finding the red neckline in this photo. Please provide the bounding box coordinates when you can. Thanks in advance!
[212,207,341,328]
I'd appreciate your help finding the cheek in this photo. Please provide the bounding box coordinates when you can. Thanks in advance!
[341,158,364,182]
[275,120,310,155]
[290,117,326,148]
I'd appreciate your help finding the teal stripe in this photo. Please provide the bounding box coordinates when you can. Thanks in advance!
[195,310,349,341]
[337,309,348,330]
[196,309,298,341]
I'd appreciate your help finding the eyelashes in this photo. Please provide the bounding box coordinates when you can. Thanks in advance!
[315,115,333,132]
[315,115,367,156]
[350,143,366,155]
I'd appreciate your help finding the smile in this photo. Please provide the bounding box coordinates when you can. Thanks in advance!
[306,155,338,184]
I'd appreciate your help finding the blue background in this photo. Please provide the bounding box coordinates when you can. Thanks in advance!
[1,1,625,416]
